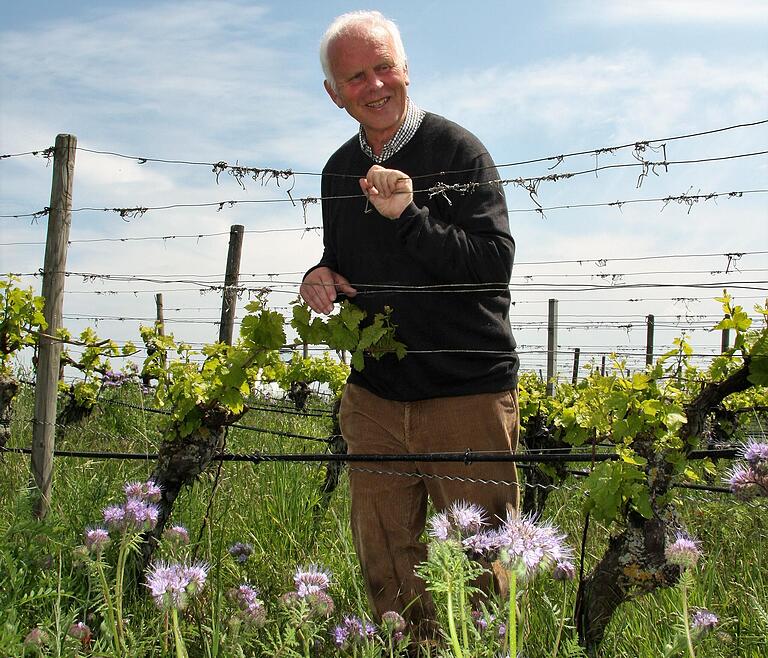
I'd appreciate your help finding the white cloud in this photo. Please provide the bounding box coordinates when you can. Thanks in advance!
[418,51,768,145]
[579,0,768,24]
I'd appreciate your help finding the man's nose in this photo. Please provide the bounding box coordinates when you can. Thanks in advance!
[366,72,384,89]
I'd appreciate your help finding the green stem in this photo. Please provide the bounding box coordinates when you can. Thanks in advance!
[446,585,465,658]
[549,582,568,658]
[114,533,130,645]
[94,559,122,655]
[171,608,189,658]
[681,581,696,658]
[457,575,469,654]
[508,574,517,658]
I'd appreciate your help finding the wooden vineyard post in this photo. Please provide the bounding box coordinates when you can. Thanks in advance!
[645,314,655,367]
[571,347,581,385]
[219,224,244,345]
[155,293,165,335]
[546,298,558,396]
[721,315,731,353]
[32,133,76,519]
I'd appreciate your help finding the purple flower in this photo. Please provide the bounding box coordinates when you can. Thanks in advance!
[427,511,452,541]
[448,500,488,535]
[553,559,576,581]
[162,525,190,546]
[23,628,48,646]
[495,511,572,582]
[691,608,719,636]
[125,480,162,502]
[123,498,160,531]
[727,465,768,500]
[305,590,335,619]
[743,440,768,470]
[84,527,111,555]
[229,584,267,627]
[332,624,350,648]
[381,610,406,634]
[145,560,209,610]
[427,501,489,542]
[67,622,92,646]
[332,615,377,648]
[665,533,702,570]
[103,504,126,530]
[462,529,499,558]
[472,610,489,632]
[294,564,331,597]
[228,542,254,563]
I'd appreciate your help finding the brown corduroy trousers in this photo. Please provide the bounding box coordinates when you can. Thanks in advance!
[339,383,520,637]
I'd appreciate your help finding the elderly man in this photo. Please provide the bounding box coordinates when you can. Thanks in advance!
[300,10,520,640]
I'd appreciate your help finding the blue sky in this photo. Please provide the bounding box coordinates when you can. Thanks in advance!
[1,0,767,376]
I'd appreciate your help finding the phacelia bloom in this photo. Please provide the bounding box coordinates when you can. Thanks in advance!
[67,622,92,646]
[427,511,452,541]
[23,628,48,646]
[84,527,111,555]
[123,498,160,531]
[448,500,488,535]
[162,525,190,547]
[294,564,332,597]
[462,529,499,558]
[665,533,702,570]
[427,501,489,542]
[553,559,576,581]
[691,609,719,636]
[471,610,489,632]
[332,615,377,648]
[145,560,209,610]
[305,590,335,619]
[103,504,126,530]
[124,480,162,503]
[332,624,350,649]
[743,441,768,471]
[381,610,406,634]
[495,511,572,582]
[229,584,267,627]
[727,465,768,500]
[228,542,254,563]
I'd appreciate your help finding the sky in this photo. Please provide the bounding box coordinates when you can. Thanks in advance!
[1,0,767,380]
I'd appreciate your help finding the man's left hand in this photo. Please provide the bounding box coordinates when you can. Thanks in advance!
[359,165,413,220]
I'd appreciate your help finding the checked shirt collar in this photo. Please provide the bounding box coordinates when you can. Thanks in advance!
[358,98,425,163]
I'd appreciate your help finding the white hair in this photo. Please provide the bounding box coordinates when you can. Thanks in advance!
[319,10,407,92]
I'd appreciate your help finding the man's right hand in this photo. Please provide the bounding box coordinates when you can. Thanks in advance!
[299,267,357,315]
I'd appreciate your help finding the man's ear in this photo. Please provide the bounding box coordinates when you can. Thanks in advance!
[324,80,344,108]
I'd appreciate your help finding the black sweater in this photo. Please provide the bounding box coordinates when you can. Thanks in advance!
[308,111,519,401]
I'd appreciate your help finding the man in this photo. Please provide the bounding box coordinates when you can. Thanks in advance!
[300,10,520,639]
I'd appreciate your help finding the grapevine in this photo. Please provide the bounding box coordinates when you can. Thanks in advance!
[517,293,767,651]
[0,277,47,447]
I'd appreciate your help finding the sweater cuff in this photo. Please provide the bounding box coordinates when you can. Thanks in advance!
[397,200,423,222]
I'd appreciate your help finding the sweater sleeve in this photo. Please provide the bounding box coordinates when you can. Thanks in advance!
[393,150,515,286]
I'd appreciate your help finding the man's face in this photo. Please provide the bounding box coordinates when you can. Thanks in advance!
[324,26,409,150]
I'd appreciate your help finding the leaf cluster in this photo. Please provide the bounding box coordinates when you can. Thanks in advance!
[0,276,47,374]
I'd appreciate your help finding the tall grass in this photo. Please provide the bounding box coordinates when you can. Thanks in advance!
[1,382,766,656]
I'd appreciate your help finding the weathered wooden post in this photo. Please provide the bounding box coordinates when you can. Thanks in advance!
[645,314,655,367]
[546,298,558,396]
[219,224,244,345]
[601,355,606,376]
[155,293,165,335]
[32,133,76,519]
[571,347,581,385]
[721,314,731,353]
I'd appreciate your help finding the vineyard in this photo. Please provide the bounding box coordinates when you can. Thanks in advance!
[1,119,767,658]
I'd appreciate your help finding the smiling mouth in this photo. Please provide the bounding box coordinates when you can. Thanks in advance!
[366,97,389,109]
